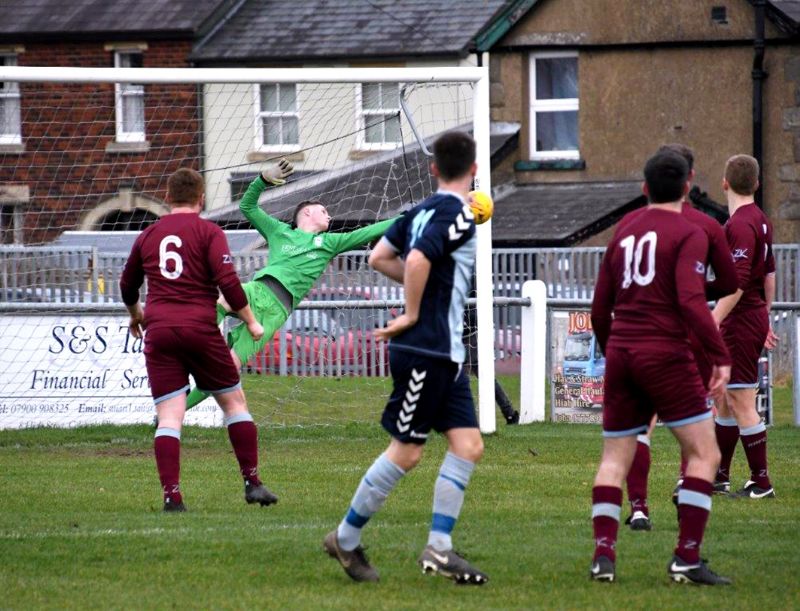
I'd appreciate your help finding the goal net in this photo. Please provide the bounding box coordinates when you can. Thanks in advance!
[0,66,497,431]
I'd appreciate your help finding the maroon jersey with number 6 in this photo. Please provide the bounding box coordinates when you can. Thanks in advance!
[119,213,247,331]
[592,207,729,367]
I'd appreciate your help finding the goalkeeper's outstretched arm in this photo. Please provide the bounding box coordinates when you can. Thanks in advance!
[239,159,295,239]
[332,216,401,254]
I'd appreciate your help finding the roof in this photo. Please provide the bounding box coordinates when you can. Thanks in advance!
[206,122,519,241]
[191,0,510,63]
[0,0,230,40]
[205,144,433,233]
[52,230,263,254]
[492,181,646,246]
[764,0,800,35]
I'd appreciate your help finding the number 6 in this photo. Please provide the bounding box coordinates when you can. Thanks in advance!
[159,235,183,280]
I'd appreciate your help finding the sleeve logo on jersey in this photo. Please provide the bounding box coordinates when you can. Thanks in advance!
[448,211,472,241]
[733,248,749,260]
[410,209,435,248]
[694,261,706,275]
[222,254,232,264]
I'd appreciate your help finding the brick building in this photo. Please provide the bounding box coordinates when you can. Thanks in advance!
[0,0,230,244]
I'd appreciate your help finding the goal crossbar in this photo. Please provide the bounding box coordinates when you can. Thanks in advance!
[0,66,487,85]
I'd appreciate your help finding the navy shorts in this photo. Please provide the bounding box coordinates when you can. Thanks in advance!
[144,325,241,404]
[381,350,478,444]
[721,308,769,388]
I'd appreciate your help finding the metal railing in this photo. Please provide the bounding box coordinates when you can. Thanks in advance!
[1,244,798,378]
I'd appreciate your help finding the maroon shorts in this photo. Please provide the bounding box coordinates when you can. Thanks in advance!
[720,308,768,388]
[143,325,240,404]
[602,345,710,437]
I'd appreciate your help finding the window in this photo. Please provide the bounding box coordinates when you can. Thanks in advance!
[529,53,579,159]
[0,203,22,244]
[358,82,400,148]
[0,54,21,144]
[114,51,145,142]
[256,83,299,150]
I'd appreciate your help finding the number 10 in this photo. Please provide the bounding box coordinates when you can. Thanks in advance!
[619,231,657,288]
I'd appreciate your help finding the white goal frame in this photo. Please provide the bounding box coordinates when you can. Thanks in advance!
[0,65,498,433]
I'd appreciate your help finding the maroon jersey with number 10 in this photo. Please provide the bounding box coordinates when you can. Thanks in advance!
[119,213,247,330]
[591,207,729,368]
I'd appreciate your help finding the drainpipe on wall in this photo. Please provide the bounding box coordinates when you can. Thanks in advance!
[753,0,767,209]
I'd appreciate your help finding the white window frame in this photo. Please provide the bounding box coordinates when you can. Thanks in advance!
[114,51,145,143]
[528,51,579,160]
[0,54,21,144]
[253,83,301,152]
[355,82,401,151]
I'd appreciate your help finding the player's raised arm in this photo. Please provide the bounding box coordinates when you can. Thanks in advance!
[239,160,294,239]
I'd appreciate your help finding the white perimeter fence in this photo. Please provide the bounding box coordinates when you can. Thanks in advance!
[0,245,797,425]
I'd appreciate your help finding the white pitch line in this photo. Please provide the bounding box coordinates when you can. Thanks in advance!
[0,521,430,540]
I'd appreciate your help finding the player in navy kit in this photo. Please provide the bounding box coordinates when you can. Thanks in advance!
[323,131,487,585]
[589,151,732,585]
[711,155,776,499]
[120,168,277,512]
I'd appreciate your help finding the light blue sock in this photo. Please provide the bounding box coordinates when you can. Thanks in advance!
[428,452,475,552]
[337,453,405,551]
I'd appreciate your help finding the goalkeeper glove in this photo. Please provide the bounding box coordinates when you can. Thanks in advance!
[261,158,294,186]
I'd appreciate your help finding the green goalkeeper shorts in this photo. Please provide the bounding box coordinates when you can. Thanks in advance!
[227,280,290,365]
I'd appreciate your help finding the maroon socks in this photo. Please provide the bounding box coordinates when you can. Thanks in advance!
[592,486,622,562]
[675,477,713,564]
[626,436,651,516]
[154,429,182,504]
[226,415,262,487]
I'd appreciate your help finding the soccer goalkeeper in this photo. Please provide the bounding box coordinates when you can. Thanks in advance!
[185,161,400,409]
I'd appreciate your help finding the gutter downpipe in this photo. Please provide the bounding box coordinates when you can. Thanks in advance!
[753,0,767,209]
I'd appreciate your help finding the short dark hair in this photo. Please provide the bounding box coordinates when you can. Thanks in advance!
[657,143,694,172]
[643,150,689,203]
[167,168,204,204]
[432,131,476,181]
[725,154,759,196]
[293,199,324,226]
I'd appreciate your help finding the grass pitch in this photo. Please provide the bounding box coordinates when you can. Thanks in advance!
[0,376,798,610]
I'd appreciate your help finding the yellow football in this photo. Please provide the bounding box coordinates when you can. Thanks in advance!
[468,190,494,225]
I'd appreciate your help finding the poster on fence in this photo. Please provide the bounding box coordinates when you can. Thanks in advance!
[550,309,773,426]
[550,310,604,424]
[0,315,221,429]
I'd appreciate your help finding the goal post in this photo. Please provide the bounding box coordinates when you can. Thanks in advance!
[0,65,498,432]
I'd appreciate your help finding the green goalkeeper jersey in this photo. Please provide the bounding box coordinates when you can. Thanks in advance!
[240,176,399,309]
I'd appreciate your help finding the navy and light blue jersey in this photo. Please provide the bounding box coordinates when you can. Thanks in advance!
[382,191,477,363]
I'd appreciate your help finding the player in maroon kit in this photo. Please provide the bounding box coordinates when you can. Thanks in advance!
[120,168,276,512]
[711,155,776,499]
[621,144,738,531]
[589,150,732,585]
